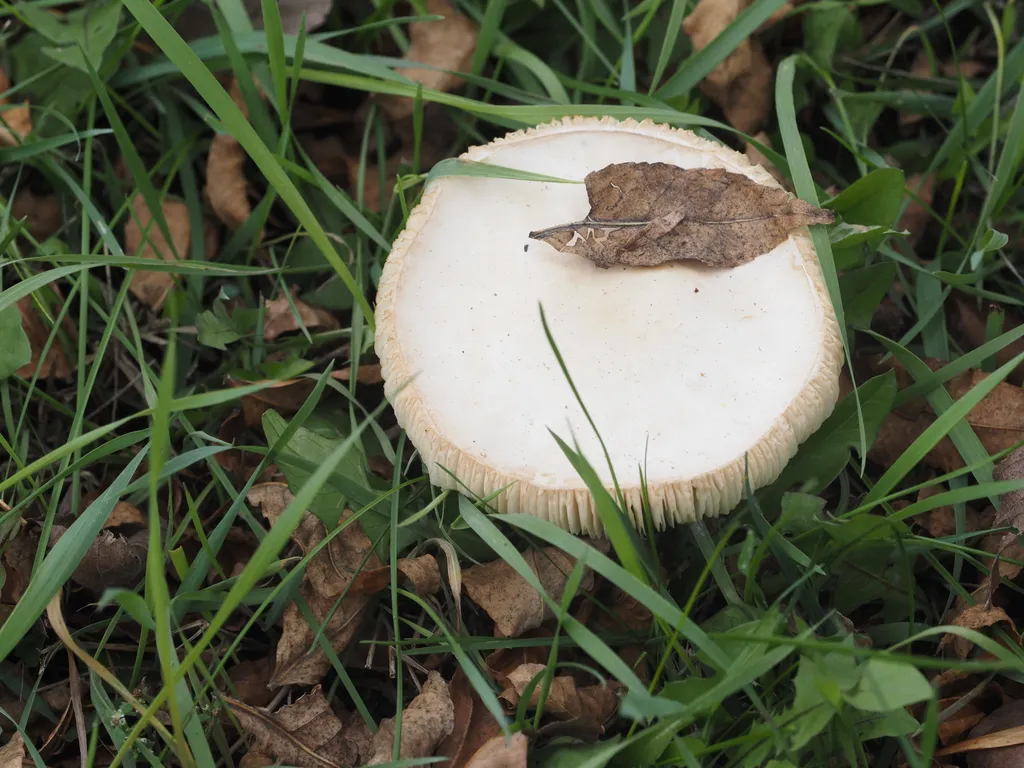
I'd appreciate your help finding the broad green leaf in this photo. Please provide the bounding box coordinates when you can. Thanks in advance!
[839,262,898,328]
[0,305,31,379]
[19,0,122,72]
[824,169,906,227]
[855,708,920,740]
[843,658,934,712]
[196,310,241,350]
[803,5,861,69]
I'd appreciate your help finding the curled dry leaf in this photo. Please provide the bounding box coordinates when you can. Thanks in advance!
[208,78,252,231]
[994,447,1024,533]
[11,190,61,242]
[226,685,359,768]
[377,0,478,120]
[124,194,191,310]
[940,602,1018,660]
[365,671,455,765]
[947,295,1024,386]
[0,69,31,146]
[0,732,24,768]
[226,657,275,708]
[15,297,72,380]
[681,0,773,132]
[464,732,528,768]
[238,753,274,768]
[437,668,504,768]
[528,164,833,269]
[263,290,340,342]
[499,663,619,726]
[247,484,440,685]
[49,503,147,594]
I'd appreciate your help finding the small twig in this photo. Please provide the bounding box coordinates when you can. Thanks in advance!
[66,649,88,768]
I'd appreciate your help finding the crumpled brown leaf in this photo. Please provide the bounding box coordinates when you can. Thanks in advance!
[263,290,340,342]
[0,69,31,147]
[866,360,1024,473]
[947,294,1024,386]
[437,667,504,768]
[49,502,148,593]
[940,601,1019,660]
[11,190,60,243]
[681,0,776,132]
[377,0,478,120]
[499,663,619,726]
[208,78,252,231]
[464,732,528,768]
[226,685,360,768]
[15,296,72,380]
[124,194,191,310]
[900,172,936,247]
[247,484,441,686]
[0,732,23,768]
[462,545,603,638]
[226,657,275,708]
[994,447,1024,532]
[529,163,832,269]
[365,671,455,765]
[232,365,383,427]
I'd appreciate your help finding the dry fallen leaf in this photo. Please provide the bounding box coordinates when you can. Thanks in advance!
[11,190,60,243]
[940,602,1018,660]
[15,296,73,380]
[499,663,619,726]
[226,685,359,768]
[464,732,528,768]
[232,365,383,427]
[49,503,147,594]
[942,700,1024,766]
[365,671,455,765]
[208,78,253,231]
[174,0,332,41]
[0,732,24,768]
[994,447,1024,532]
[248,484,440,685]
[263,290,340,342]
[238,753,274,768]
[462,545,603,638]
[528,163,833,269]
[0,69,31,147]
[900,173,936,247]
[124,194,191,310]
[377,0,478,120]
[437,668,505,768]
[681,0,773,132]
[744,132,788,188]
[947,295,1024,386]
[226,657,275,708]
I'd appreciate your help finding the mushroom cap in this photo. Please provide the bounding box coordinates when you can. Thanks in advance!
[375,117,843,535]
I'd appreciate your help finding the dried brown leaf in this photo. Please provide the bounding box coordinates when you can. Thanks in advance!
[365,671,455,764]
[15,297,72,380]
[0,69,31,147]
[174,0,332,41]
[900,173,936,246]
[499,664,619,726]
[233,365,383,427]
[124,194,191,310]
[0,732,24,768]
[377,0,478,120]
[208,78,252,231]
[681,0,772,132]
[940,602,1018,660]
[464,732,528,768]
[263,291,339,341]
[226,685,357,768]
[947,295,1024,386]
[528,164,833,269]
[11,190,60,242]
[957,700,1024,767]
[49,524,147,594]
[106,501,146,527]
[994,447,1024,532]
[238,753,274,768]
[226,657,275,708]
[463,546,602,638]
[437,667,504,768]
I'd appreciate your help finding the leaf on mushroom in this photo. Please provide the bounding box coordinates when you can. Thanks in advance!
[528,164,833,269]
[463,732,529,768]
[461,544,604,638]
[681,0,780,132]
[226,685,361,768]
[208,78,253,232]
[124,194,192,311]
[263,290,340,342]
[247,484,440,686]
[0,731,24,768]
[15,296,73,380]
[0,68,31,146]
[377,0,479,120]
[364,671,455,765]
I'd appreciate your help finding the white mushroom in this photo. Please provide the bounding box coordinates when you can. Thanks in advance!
[374,117,843,535]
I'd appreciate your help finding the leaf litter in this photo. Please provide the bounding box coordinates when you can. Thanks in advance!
[528,163,833,269]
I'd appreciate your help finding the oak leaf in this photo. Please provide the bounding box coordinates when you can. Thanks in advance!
[226,685,358,768]
[377,0,478,120]
[464,732,528,768]
[0,69,31,147]
[528,164,833,269]
[462,545,603,638]
[364,671,455,764]
[124,194,191,310]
